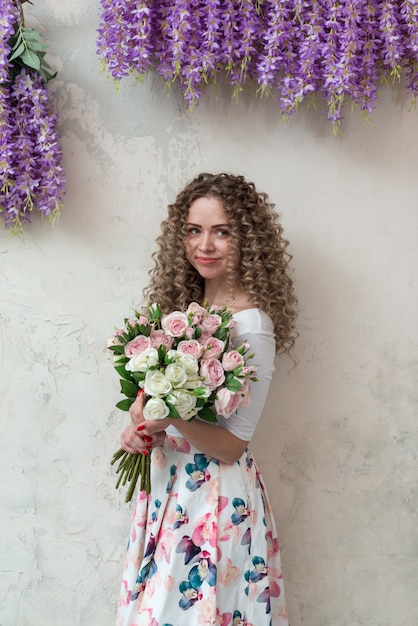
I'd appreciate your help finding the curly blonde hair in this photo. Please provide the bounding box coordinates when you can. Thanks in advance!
[144,173,298,354]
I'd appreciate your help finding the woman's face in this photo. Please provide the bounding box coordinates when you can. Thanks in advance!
[185,196,235,282]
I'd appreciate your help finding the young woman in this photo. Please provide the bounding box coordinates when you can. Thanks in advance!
[116,172,297,626]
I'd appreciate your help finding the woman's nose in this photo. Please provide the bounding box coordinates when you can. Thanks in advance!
[199,232,214,251]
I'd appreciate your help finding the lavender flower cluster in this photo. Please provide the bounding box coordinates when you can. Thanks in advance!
[97,0,418,129]
[0,1,65,233]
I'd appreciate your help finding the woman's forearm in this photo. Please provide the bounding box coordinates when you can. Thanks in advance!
[129,393,248,464]
[141,416,248,464]
[169,418,248,463]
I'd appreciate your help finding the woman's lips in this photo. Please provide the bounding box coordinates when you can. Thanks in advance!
[196,257,219,265]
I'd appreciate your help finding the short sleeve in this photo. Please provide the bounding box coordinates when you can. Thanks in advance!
[215,309,276,441]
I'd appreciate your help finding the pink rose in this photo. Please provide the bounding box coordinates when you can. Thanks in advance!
[136,315,150,327]
[201,337,225,359]
[240,383,251,408]
[177,339,204,359]
[161,311,189,337]
[105,329,123,352]
[214,387,241,418]
[151,329,174,350]
[222,350,244,371]
[186,302,207,320]
[200,313,222,334]
[197,330,213,345]
[200,358,225,389]
[124,335,152,357]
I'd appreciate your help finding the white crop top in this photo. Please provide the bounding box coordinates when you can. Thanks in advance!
[166,308,276,442]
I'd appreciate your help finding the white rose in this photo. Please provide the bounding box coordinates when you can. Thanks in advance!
[144,369,173,397]
[125,347,159,372]
[167,390,198,420]
[143,397,170,420]
[177,353,199,374]
[166,349,180,362]
[165,362,188,388]
[182,376,212,398]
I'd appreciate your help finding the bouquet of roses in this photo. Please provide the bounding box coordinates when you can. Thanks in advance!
[107,301,257,501]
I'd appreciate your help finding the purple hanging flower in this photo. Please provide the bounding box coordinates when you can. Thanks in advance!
[126,1,154,76]
[398,0,418,94]
[0,69,65,232]
[97,0,133,80]
[2,1,65,232]
[255,0,302,117]
[350,0,380,117]
[377,0,404,75]
[293,0,325,105]
[320,0,346,126]
[0,0,19,219]
[95,0,418,128]
[200,0,223,81]
[275,0,323,115]
[0,0,18,82]
[226,0,261,93]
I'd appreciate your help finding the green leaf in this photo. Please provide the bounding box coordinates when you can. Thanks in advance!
[26,39,48,53]
[193,386,210,397]
[148,303,162,321]
[167,402,180,419]
[114,365,134,382]
[158,345,167,361]
[10,33,23,50]
[39,65,57,83]
[197,406,218,423]
[116,398,135,411]
[120,379,139,397]
[225,378,243,392]
[20,49,41,71]
[109,345,125,355]
[114,356,129,367]
[9,42,25,62]
[22,28,46,43]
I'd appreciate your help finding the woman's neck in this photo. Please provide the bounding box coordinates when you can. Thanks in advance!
[203,281,254,313]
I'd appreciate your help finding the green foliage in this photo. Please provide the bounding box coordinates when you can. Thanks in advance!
[197,406,217,423]
[8,22,56,84]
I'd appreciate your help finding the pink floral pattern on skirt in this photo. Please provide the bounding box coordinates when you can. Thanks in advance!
[116,436,288,626]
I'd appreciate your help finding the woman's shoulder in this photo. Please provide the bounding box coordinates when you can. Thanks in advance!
[232,308,274,335]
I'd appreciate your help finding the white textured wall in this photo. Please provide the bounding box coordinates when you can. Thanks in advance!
[1,2,418,625]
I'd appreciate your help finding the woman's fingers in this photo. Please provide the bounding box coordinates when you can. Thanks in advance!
[120,422,166,454]
[121,423,150,454]
[129,390,145,427]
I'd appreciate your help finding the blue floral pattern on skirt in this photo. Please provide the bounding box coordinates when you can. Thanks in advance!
[116,436,288,626]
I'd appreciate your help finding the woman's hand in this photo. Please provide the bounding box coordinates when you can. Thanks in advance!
[120,391,167,454]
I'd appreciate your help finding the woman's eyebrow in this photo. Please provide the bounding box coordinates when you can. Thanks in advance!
[186,222,229,228]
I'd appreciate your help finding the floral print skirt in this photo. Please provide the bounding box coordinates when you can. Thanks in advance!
[116,436,288,626]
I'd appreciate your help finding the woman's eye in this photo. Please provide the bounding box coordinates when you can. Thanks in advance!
[186,227,199,235]
[217,229,230,237]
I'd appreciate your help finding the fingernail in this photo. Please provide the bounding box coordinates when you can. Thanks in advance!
[142,450,149,456]
[143,436,152,442]
[136,424,145,432]
[146,444,152,450]
[137,389,144,397]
